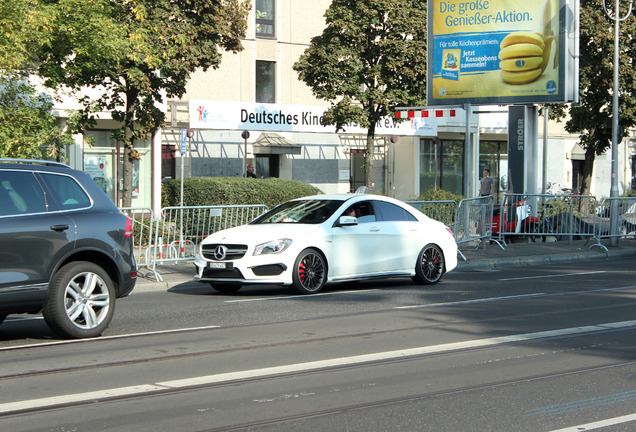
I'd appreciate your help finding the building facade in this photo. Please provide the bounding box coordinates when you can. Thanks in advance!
[49,0,634,212]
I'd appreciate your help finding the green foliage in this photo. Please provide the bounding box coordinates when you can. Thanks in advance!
[293,0,427,187]
[413,187,464,204]
[556,0,636,194]
[5,0,250,206]
[161,177,323,209]
[0,73,74,159]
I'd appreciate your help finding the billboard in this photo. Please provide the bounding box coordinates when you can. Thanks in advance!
[427,0,579,106]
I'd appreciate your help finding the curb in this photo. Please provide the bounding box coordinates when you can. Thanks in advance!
[456,248,636,272]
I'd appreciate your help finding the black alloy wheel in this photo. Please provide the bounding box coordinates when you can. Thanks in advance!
[291,248,326,294]
[412,244,445,285]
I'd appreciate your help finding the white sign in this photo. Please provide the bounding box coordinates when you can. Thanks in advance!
[180,129,187,155]
[189,101,437,136]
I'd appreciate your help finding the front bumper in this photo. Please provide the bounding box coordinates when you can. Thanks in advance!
[193,254,292,285]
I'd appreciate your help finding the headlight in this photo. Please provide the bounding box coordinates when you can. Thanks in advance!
[253,238,293,256]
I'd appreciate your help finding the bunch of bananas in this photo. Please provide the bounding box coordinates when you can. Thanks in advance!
[499,0,556,85]
[498,31,553,85]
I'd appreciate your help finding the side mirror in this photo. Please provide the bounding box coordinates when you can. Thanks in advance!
[336,215,358,227]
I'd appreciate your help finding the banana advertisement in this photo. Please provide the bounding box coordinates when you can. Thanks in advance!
[427,0,579,105]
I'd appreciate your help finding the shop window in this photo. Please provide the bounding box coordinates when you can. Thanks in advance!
[83,130,151,207]
[479,141,507,200]
[256,61,275,103]
[419,138,464,196]
[256,0,275,38]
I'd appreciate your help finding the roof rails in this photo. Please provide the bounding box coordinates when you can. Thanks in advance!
[0,158,71,169]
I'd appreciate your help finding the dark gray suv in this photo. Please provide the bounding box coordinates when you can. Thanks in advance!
[0,159,137,338]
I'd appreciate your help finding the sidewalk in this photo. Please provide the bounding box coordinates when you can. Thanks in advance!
[134,238,636,292]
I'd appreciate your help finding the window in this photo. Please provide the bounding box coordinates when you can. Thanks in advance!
[375,201,417,222]
[345,201,376,224]
[41,173,92,210]
[420,138,464,196]
[256,0,275,38]
[0,171,46,216]
[255,155,279,178]
[256,61,275,103]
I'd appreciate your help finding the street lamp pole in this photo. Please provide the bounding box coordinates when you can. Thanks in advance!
[604,0,632,246]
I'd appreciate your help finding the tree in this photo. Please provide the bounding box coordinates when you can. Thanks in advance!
[293,0,427,190]
[0,73,74,159]
[562,0,636,195]
[20,0,250,206]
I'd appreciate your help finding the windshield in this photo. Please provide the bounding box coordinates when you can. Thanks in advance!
[251,199,345,224]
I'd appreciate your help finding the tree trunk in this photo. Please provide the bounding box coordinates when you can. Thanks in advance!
[364,122,376,191]
[121,86,138,208]
[580,146,595,196]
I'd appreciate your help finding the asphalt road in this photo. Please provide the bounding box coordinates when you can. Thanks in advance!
[1,257,635,431]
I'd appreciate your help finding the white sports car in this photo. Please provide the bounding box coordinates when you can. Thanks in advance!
[193,194,458,294]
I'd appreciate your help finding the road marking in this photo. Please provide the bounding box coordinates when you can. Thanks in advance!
[394,293,547,309]
[529,390,636,416]
[395,285,636,311]
[547,413,636,431]
[2,320,636,415]
[0,325,221,352]
[224,289,378,303]
[499,271,606,281]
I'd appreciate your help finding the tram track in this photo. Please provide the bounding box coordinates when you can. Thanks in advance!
[1,298,636,382]
[1,319,635,418]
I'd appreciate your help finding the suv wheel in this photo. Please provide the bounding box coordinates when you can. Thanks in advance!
[43,261,115,339]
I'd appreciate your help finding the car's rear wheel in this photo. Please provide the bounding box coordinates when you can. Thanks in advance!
[43,261,115,339]
[412,244,445,285]
[291,248,326,294]
[209,282,242,293]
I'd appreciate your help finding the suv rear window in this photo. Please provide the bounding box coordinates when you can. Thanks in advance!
[41,173,92,210]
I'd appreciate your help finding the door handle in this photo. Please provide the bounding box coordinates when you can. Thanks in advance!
[50,224,70,232]
[369,227,380,232]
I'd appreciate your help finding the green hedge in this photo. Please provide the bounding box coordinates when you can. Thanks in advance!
[412,187,463,204]
[161,177,323,209]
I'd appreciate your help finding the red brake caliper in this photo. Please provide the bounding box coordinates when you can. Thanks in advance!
[299,261,306,283]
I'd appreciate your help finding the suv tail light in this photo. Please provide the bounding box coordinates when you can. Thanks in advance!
[124,217,134,238]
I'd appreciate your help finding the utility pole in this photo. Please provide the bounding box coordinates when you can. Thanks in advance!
[604,0,632,246]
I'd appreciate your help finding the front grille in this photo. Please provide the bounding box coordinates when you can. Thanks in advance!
[202,268,244,279]
[201,244,248,261]
[252,264,286,276]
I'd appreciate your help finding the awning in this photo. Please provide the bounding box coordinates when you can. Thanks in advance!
[570,143,586,161]
[252,132,302,155]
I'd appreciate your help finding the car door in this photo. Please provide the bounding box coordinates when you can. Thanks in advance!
[0,170,77,311]
[373,200,423,273]
[330,201,385,279]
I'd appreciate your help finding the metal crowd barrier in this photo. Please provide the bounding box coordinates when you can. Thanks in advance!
[590,196,636,251]
[454,196,495,247]
[408,197,493,259]
[120,207,155,271]
[146,205,269,281]
[496,193,598,246]
[125,193,626,279]
[407,200,458,228]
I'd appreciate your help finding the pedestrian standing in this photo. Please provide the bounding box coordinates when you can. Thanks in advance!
[479,168,494,196]
[246,164,257,178]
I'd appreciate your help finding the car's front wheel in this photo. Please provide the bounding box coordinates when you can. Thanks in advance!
[209,282,242,293]
[291,248,326,294]
[43,261,115,339]
[412,244,445,285]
